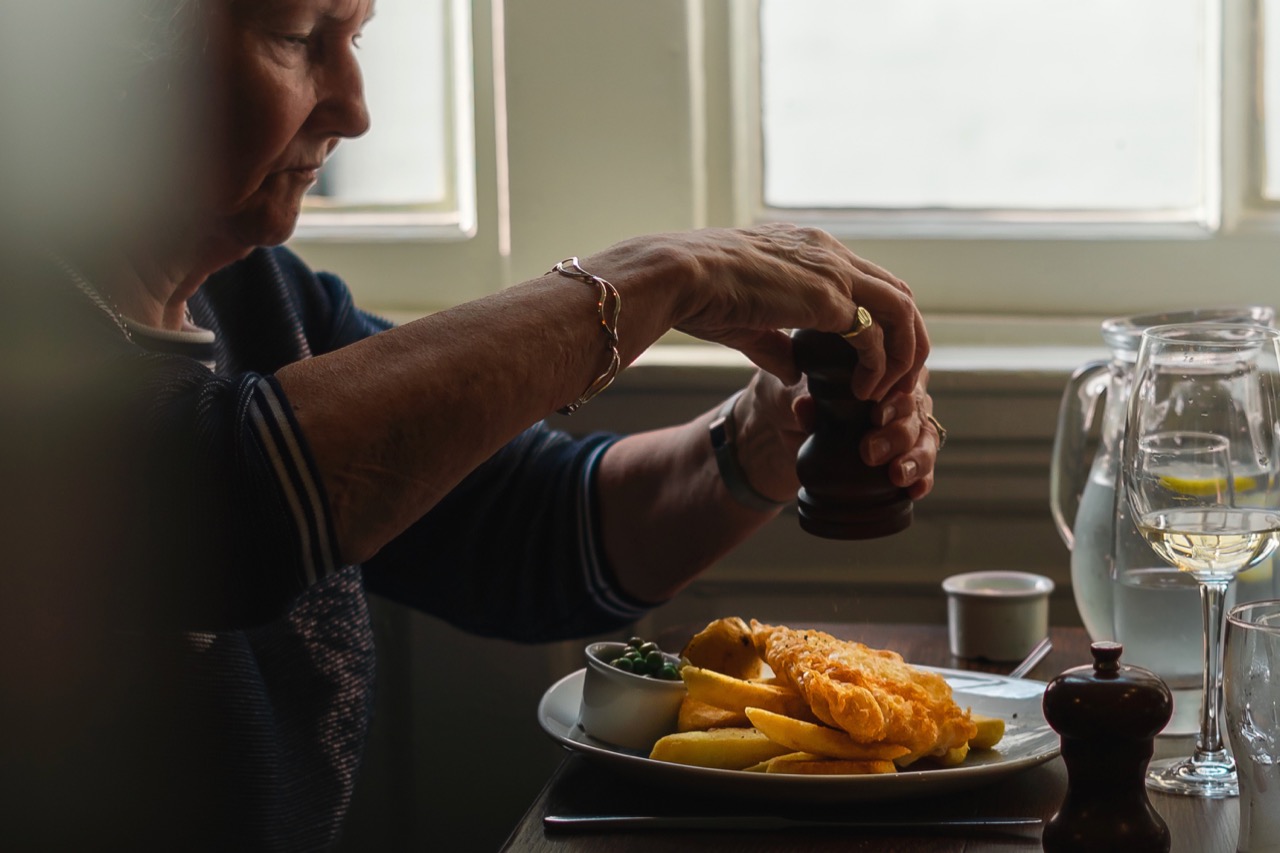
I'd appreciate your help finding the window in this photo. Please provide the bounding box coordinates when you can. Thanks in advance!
[732,0,1280,319]
[759,0,1206,214]
[1263,0,1280,201]
[292,0,1280,328]
[295,0,476,241]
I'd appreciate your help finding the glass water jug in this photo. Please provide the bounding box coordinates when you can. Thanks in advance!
[1050,306,1275,641]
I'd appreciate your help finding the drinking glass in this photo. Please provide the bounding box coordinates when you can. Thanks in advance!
[1114,444,1239,736]
[1123,323,1280,797]
[1226,600,1280,852]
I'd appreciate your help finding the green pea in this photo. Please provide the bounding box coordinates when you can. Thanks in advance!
[627,637,645,648]
[660,663,680,680]
[639,642,659,656]
[612,656,634,672]
[644,650,665,669]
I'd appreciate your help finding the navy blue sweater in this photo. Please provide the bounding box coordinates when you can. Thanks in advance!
[0,245,650,851]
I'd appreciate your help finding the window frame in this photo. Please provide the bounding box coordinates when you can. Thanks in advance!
[293,0,479,243]
[288,0,1280,327]
[716,0,1280,319]
[1226,0,1280,232]
[289,0,505,315]
[739,0,1224,241]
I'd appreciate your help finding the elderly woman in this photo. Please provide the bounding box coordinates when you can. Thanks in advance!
[0,0,940,849]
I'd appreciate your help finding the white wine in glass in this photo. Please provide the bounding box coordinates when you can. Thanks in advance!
[1139,505,1280,578]
[1123,324,1280,798]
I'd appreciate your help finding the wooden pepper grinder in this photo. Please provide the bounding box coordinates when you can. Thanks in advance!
[791,328,913,539]
[1041,641,1172,853]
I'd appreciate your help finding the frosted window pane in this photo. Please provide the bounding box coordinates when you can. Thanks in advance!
[315,0,449,206]
[760,0,1204,211]
[1265,0,1280,199]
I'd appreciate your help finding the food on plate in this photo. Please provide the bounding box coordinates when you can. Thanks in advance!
[677,696,749,732]
[751,621,978,756]
[938,743,969,766]
[648,727,792,770]
[644,617,1008,775]
[681,665,817,721]
[606,636,682,680]
[969,713,1006,750]
[680,616,763,680]
[896,741,969,769]
[746,751,897,775]
[744,707,910,761]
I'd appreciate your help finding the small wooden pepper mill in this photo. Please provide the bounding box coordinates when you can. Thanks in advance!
[791,328,913,539]
[1041,641,1172,853]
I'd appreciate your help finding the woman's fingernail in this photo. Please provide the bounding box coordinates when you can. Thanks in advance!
[878,405,896,426]
[869,438,889,462]
[901,460,918,480]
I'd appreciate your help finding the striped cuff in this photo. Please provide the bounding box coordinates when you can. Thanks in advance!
[246,376,339,586]
[576,440,651,621]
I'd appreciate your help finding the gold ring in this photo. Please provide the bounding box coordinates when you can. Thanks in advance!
[926,413,947,450]
[840,306,874,341]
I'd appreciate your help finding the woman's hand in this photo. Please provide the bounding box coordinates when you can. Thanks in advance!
[855,367,941,501]
[584,223,929,401]
[731,367,940,505]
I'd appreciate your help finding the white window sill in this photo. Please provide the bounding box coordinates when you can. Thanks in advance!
[292,213,476,243]
[631,340,1105,379]
[377,309,1111,391]
[626,312,1111,393]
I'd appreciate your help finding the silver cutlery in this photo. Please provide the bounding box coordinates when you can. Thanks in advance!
[544,814,1041,833]
[1008,636,1053,679]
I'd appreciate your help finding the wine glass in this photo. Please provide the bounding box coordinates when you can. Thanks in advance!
[1123,323,1280,798]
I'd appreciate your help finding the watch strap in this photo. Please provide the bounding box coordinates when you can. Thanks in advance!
[709,391,791,512]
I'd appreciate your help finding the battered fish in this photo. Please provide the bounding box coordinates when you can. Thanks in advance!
[751,621,976,756]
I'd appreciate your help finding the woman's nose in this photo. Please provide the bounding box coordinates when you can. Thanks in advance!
[318,48,371,139]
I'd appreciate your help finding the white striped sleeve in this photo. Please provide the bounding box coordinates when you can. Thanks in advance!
[575,440,650,621]
[245,377,337,586]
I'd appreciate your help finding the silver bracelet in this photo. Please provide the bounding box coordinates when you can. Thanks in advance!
[708,391,791,512]
[550,257,621,415]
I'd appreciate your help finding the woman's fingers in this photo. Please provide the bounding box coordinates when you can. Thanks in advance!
[710,329,802,384]
[861,377,938,497]
[600,224,928,398]
[861,390,921,466]
[736,366,940,501]
[842,321,889,401]
[777,226,926,398]
[839,288,929,400]
[840,248,915,299]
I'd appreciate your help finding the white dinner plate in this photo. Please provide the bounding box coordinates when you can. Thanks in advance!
[537,666,1059,802]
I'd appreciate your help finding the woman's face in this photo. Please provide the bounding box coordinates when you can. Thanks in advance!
[205,0,374,251]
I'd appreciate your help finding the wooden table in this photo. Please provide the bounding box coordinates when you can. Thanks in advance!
[501,623,1239,853]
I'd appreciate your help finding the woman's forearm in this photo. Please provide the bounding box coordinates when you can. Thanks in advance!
[595,365,941,604]
[277,270,679,564]
[594,408,789,603]
[275,224,930,568]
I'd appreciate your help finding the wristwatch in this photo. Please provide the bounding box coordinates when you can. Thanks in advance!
[709,391,791,512]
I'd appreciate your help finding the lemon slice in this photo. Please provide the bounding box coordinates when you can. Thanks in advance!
[1158,475,1257,496]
